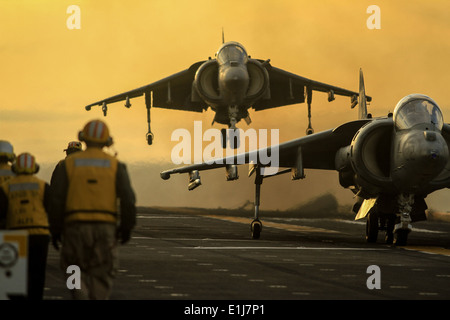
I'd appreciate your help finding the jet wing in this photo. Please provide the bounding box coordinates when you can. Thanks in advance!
[160,119,372,180]
[85,61,208,113]
[253,64,371,111]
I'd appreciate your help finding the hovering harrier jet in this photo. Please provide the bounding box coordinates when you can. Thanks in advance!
[161,70,450,245]
[85,40,368,147]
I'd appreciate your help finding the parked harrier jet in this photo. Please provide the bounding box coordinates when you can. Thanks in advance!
[161,70,450,245]
[85,40,369,147]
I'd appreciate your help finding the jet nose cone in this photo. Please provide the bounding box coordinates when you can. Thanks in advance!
[223,66,249,92]
[402,130,448,171]
[417,132,449,173]
[393,129,449,192]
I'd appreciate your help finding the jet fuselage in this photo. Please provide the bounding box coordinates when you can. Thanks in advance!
[193,41,269,127]
[216,42,250,106]
[390,95,448,193]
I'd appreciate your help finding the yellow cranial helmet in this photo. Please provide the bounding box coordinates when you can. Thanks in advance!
[12,152,39,174]
[0,140,15,162]
[64,140,82,151]
[78,119,113,146]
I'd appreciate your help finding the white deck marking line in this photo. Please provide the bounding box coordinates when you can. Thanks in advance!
[181,246,388,251]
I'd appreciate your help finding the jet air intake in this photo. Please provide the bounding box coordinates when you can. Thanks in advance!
[335,119,394,197]
[193,59,269,107]
[244,60,269,103]
[349,119,394,195]
[194,60,221,105]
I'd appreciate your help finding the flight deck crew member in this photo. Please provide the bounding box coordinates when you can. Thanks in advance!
[50,141,82,184]
[50,141,82,198]
[0,152,51,300]
[63,141,83,157]
[49,119,136,300]
[0,140,16,185]
[49,141,82,250]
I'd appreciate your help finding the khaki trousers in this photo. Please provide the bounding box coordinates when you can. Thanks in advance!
[61,222,118,300]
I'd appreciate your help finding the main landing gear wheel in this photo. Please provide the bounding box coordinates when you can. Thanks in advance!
[365,210,378,243]
[384,215,395,244]
[251,220,262,239]
[394,229,409,246]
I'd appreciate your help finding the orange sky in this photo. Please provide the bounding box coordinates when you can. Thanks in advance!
[1,0,450,210]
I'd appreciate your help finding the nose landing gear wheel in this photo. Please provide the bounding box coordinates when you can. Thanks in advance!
[221,128,240,149]
[251,220,262,239]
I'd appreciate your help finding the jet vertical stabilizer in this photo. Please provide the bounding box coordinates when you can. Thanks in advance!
[359,68,368,120]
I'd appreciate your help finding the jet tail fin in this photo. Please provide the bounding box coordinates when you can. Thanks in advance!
[358,69,370,119]
[358,68,368,120]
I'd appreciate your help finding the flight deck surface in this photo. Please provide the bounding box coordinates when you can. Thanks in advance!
[43,207,450,302]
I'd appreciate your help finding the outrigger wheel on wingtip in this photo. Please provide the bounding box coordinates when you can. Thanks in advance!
[251,167,264,239]
[146,132,154,145]
[251,219,262,239]
[306,87,314,135]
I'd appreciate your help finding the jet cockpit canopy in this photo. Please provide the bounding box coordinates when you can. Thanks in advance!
[216,41,248,65]
[393,94,443,131]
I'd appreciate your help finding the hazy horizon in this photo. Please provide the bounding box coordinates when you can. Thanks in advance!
[3,1,450,215]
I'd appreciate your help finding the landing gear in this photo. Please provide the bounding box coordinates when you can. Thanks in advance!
[221,105,241,149]
[384,214,395,244]
[306,87,314,135]
[251,167,264,239]
[364,208,400,245]
[394,229,410,246]
[363,193,414,246]
[146,132,154,146]
[365,209,378,243]
[251,219,262,240]
[393,194,413,246]
[145,91,154,145]
[221,128,240,149]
